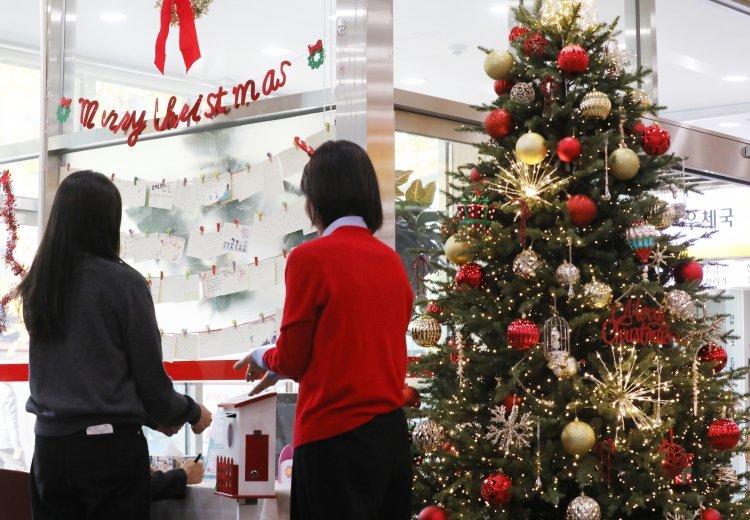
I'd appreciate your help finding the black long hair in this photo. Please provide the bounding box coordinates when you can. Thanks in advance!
[301,140,383,232]
[18,170,123,340]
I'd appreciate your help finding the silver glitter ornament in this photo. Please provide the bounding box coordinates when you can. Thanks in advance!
[664,290,695,321]
[513,249,542,280]
[566,495,601,520]
[715,465,740,487]
[413,419,444,453]
[556,262,580,297]
[510,82,535,105]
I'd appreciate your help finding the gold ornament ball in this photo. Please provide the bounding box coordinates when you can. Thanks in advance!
[630,88,652,109]
[409,314,442,347]
[566,495,601,520]
[609,147,640,180]
[515,132,548,166]
[583,280,613,309]
[553,354,579,379]
[580,90,611,119]
[484,51,515,81]
[444,235,472,265]
[561,419,596,456]
[513,249,543,279]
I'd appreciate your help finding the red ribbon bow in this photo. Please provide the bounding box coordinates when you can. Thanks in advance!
[512,199,532,250]
[60,97,72,108]
[308,39,323,56]
[155,0,202,75]
[294,137,315,157]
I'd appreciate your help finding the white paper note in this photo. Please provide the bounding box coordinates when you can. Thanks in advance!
[147,276,162,302]
[158,275,200,304]
[119,232,137,259]
[199,324,251,358]
[197,173,232,206]
[251,213,279,245]
[186,230,223,260]
[249,318,278,349]
[156,234,186,263]
[133,233,162,263]
[114,179,147,207]
[201,264,251,299]
[231,170,263,201]
[275,200,309,237]
[161,334,176,362]
[172,181,197,213]
[175,333,200,360]
[148,182,176,210]
[248,261,277,292]
[220,223,252,256]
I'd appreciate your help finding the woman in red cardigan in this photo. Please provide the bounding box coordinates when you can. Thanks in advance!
[234,140,413,519]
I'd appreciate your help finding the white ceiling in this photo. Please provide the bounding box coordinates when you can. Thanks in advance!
[0,0,749,140]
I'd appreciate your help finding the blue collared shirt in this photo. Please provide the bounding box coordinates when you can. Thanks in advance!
[250,215,368,373]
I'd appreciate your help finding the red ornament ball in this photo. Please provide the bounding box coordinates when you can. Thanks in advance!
[701,508,722,520]
[674,260,703,284]
[641,125,671,156]
[418,506,450,520]
[708,418,740,451]
[509,25,530,42]
[494,79,515,96]
[698,342,728,374]
[507,319,540,351]
[557,45,589,74]
[469,167,483,183]
[481,472,513,506]
[484,109,514,140]
[455,263,484,289]
[659,439,690,478]
[628,121,647,135]
[426,301,444,316]
[402,385,421,408]
[503,394,522,415]
[524,32,548,57]
[557,137,582,162]
[566,194,598,227]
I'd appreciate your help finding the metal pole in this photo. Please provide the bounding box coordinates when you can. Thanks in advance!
[38,0,49,235]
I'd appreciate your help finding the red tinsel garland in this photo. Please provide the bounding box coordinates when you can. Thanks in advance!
[0,170,27,333]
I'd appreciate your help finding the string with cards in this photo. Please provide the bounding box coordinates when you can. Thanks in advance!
[0,170,27,334]
[160,312,280,362]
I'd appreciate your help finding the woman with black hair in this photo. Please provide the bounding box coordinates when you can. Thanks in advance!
[234,140,414,519]
[19,171,212,520]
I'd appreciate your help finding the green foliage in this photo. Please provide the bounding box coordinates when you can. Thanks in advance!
[410,4,750,519]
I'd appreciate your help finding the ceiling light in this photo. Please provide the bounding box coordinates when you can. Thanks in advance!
[100,12,127,22]
[402,78,426,85]
[718,122,741,128]
[722,75,749,83]
[490,4,507,14]
[262,47,291,56]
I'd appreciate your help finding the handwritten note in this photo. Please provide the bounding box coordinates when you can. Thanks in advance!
[114,179,147,207]
[201,265,251,299]
[248,261,278,292]
[161,334,176,362]
[199,324,251,358]
[119,232,137,259]
[175,333,200,360]
[148,182,176,210]
[186,230,223,260]
[231,170,263,201]
[196,173,232,206]
[133,233,161,263]
[156,234,186,263]
[221,223,252,256]
[251,213,279,245]
[275,200,310,237]
[249,318,278,349]
[159,275,200,303]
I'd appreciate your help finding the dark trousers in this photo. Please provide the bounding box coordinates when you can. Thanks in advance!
[30,424,150,520]
[291,408,412,520]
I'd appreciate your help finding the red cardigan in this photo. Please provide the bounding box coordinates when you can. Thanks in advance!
[263,226,413,447]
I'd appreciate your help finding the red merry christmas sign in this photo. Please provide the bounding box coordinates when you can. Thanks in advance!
[601,296,676,346]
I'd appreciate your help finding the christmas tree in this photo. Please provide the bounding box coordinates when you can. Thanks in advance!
[409,2,750,519]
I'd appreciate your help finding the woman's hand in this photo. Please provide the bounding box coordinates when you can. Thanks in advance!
[233,352,266,382]
[249,372,279,396]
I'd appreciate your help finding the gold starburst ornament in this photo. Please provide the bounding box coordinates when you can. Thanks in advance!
[487,159,568,205]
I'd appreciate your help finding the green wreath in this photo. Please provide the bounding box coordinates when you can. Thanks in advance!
[307,47,325,70]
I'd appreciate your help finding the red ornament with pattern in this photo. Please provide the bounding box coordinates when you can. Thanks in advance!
[509,25,530,42]
[455,263,484,289]
[494,80,515,96]
[566,194,598,227]
[557,45,590,73]
[484,109,514,140]
[698,342,728,374]
[641,125,671,156]
[507,319,540,351]
[523,32,548,57]
[481,472,513,506]
[707,418,740,451]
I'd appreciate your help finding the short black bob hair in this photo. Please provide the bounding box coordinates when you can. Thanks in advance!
[300,140,383,233]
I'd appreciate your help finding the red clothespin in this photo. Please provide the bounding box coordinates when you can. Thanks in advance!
[111,173,116,182]
[147,273,152,286]
[199,226,204,235]
[160,271,164,280]
[234,218,239,227]
[212,265,216,275]
[282,248,288,258]
[254,256,259,267]
[216,222,221,233]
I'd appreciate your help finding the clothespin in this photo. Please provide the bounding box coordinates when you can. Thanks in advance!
[234,218,239,227]
[325,122,331,132]
[167,228,172,236]
[128,229,134,237]
[133,176,138,185]
[254,256,259,266]
[282,201,288,212]
[232,320,237,329]
[201,174,205,183]
[232,261,236,272]
[216,222,221,233]
[186,270,190,279]
[214,171,219,180]
[212,265,216,275]
[244,163,251,171]
[205,325,211,334]
[256,210,263,222]
[282,248,288,258]
[181,328,187,336]
[266,152,272,163]
[66,163,70,172]
[147,273,152,285]
[111,173,116,182]
[199,226,205,235]
[160,271,164,280]
[259,312,265,322]
[183,178,187,186]
[160,328,164,335]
